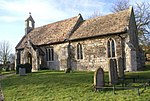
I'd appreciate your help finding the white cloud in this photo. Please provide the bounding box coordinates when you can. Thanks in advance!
[0,0,147,24]
[0,16,22,22]
[0,0,110,53]
[0,0,108,24]
[58,0,108,17]
[0,0,68,25]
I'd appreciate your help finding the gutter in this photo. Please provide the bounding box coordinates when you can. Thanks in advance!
[69,31,127,42]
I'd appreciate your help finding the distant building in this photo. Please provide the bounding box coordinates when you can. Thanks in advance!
[15,7,144,72]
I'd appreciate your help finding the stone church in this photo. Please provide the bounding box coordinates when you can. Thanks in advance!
[15,7,144,72]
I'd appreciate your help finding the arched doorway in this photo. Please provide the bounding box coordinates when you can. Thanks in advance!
[27,52,32,66]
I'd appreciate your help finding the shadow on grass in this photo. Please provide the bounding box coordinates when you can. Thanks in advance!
[138,65,150,71]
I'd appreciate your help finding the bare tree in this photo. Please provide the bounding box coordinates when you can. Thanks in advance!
[135,2,150,46]
[112,1,150,47]
[0,41,11,65]
[111,0,130,13]
[9,53,15,64]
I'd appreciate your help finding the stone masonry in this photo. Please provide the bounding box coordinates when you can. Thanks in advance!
[15,7,144,72]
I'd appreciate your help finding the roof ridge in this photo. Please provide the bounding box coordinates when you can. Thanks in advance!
[86,8,130,21]
[16,8,132,49]
[16,14,82,49]
[69,7,131,40]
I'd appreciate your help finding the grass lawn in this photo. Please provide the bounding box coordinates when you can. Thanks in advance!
[1,67,150,101]
[0,71,15,75]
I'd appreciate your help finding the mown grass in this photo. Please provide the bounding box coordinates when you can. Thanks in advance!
[1,68,150,101]
[0,71,15,75]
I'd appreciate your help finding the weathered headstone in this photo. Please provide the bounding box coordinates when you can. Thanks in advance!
[19,68,26,76]
[118,57,124,78]
[94,67,104,89]
[109,59,118,85]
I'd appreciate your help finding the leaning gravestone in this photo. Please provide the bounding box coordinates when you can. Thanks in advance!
[109,59,118,85]
[94,67,104,90]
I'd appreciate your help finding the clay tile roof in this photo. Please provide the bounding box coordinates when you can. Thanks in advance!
[16,8,131,50]
[70,8,131,40]
[16,15,81,49]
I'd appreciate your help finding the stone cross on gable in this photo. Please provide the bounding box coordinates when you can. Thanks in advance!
[29,12,31,15]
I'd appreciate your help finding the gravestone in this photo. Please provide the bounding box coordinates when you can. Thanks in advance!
[109,59,118,85]
[19,68,26,76]
[118,57,124,78]
[94,67,104,89]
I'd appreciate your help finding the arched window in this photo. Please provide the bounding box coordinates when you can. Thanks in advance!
[107,39,116,58]
[46,47,54,61]
[29,20,32,27]
[111,40,115,57]
[77,43,83,59]
[27,52,32,64]
[107,40,111,57]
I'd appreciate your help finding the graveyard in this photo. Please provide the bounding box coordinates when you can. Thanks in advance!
[1,63,150,101]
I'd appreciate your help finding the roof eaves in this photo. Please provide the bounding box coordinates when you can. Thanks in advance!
[70,31,127,42]
[15,35,26,49]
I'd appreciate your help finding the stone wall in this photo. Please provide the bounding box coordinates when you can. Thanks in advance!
[40,35,127,71]
[70,36,123,71]
[16,33,141,72]
[40,43,69,70]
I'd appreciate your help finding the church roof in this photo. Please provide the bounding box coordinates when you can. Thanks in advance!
[16,14,82,49]
[70,8,130,40]
[16,8,132,49]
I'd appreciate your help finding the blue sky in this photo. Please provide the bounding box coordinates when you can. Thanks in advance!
[0,0,149,53]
